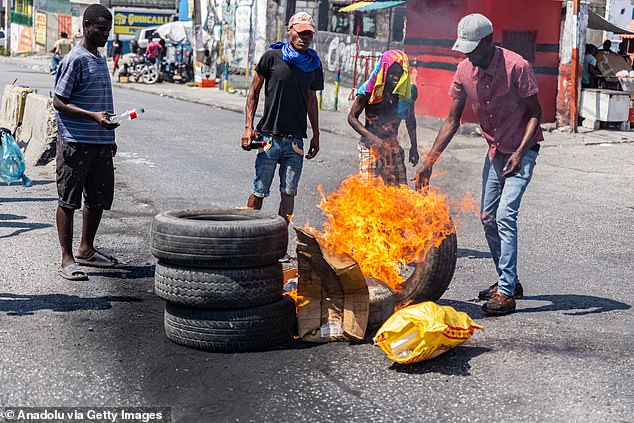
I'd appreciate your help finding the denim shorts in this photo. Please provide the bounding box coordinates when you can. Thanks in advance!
[252,136,304,197]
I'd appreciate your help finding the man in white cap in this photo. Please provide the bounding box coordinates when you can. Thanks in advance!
[242,12,324,232]
[413,13,543,315]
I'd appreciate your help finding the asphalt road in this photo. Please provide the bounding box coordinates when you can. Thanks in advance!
[0,60,633,423]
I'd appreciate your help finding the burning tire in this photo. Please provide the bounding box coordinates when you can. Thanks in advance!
[164,296,296,352]
[150,209,288,268]
[367,277,395,330]
[394,230,458,305]
[155,262,283,309]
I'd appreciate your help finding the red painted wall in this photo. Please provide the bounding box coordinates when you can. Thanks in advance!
[405,0,562,123]
[58,14,72,39]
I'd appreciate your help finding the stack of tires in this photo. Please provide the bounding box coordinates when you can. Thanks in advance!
[149,209,296,352]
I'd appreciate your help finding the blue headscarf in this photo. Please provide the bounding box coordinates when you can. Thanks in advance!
[269,42,321,73]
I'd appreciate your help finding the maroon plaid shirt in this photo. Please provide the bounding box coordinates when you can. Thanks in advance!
[449,46,543,162]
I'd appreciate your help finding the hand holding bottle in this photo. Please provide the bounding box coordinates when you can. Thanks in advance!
[109,107,145,123]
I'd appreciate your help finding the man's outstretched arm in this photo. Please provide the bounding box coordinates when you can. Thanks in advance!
[412,96,466,189]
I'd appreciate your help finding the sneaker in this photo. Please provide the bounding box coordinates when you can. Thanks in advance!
[478,282,523,301]
[482,292,516,315]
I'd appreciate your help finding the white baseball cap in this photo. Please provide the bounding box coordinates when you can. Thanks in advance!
[452,13,493,54]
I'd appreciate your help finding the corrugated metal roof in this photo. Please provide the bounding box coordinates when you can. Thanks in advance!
[108,0,177,10]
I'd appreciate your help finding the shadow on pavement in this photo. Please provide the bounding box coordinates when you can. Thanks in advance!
[0,215,52,238]
[26,179,55,186]
[438,299,487,319]
[389,345,492,376]
[520,294,631,315]
[439,294,630,319]
[457,248,492,259]
[0,293,142,316]
[89,264,156,280]
[0,197,58,203]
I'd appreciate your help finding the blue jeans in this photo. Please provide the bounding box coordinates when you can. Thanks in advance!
[252,136,304,197]
[481,149,538,297]
[50,54,61,72]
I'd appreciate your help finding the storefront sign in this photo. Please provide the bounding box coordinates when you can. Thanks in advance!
[35,12,47,46]
[18,25,34,52]
[113,11,173,35]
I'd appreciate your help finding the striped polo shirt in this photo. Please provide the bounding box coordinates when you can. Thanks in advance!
[54,44,115,144]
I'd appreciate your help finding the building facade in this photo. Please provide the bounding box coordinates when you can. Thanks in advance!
[404,0,562,123]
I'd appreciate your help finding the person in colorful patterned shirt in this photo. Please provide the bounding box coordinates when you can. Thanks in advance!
[347,49,419,186]
[413,13,543,315]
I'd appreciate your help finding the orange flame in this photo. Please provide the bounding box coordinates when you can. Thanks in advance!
[395,300,413,311]
[315,174,455,291]
[283,288,310,312]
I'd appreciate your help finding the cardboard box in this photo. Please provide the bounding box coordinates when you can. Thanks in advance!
[595,51,631,81]
[295,227,369,342]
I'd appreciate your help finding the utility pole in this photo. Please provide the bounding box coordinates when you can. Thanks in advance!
[193,0,203,63]
[570,0,581,132]
[285,0,296,25]
[4,0,12,54]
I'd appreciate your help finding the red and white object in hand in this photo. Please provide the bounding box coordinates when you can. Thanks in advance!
[110,107,145,123]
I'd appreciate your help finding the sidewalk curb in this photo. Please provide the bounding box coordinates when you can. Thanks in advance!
[4,56,634,147]
[111,82,360,139]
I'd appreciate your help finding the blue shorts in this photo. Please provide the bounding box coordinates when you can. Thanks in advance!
[252,136,304,198]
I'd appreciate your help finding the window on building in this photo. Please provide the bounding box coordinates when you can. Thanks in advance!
[354,14,377,38]
[391,7,406,43]
[329,10,350,34]
[502,30,537,62]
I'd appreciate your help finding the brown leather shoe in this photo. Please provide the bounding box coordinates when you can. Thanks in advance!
[482,292,516,315]
[478,282,524,301]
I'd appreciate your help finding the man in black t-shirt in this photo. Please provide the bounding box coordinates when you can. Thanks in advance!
[242,12,324,224]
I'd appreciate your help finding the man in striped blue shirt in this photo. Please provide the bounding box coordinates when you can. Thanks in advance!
[53,4,120,280]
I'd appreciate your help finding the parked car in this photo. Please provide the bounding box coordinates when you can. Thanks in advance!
[0,29,6,45]
[134,26,159,54]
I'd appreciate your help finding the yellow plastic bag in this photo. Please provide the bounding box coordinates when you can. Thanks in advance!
[373,302,483,364]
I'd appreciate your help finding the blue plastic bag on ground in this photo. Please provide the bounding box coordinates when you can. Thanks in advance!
[0,128,32,186]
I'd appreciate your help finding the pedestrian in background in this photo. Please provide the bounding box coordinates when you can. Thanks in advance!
[241,11,323,227]
[49,31,73,75]
[413,13,543,315]
[73,29,83,45]
[347,49,419,186]
[53,4,120,281]
[582,44,601,89]
[146,37,162,63]
[109,33,123,75]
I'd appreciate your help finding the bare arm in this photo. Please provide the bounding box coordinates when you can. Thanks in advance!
[347,95,382,146]
[241,71,265,150]
[502,94,541,177]
[53,94,118,130]
[412,96,466,189]
[305,90,320,159]
[405,104,419,165]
